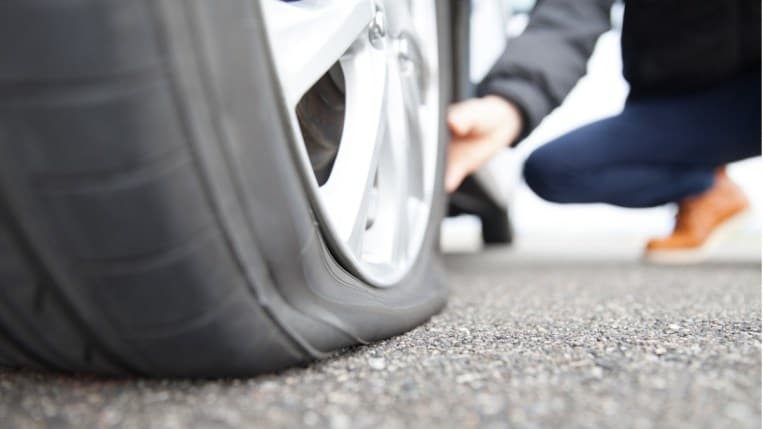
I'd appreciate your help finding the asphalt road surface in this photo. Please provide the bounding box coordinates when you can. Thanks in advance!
[0,252,760,429]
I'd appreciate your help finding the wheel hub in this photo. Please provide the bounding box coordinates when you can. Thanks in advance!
[262,0,440,286]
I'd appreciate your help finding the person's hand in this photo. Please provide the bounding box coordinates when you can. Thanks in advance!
[445,95,523,193]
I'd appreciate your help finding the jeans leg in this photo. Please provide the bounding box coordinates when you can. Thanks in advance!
[522,73,760,208]
[524,143,715,208]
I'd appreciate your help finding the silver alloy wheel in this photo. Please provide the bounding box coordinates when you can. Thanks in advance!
[261,0,440,286]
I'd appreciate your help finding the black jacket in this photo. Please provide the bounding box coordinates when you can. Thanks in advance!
[477,0,762,143]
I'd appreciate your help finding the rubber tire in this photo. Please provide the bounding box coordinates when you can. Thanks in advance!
[0,0,451,377]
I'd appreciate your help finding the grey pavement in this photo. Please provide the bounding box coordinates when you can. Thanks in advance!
[0,251,760,429]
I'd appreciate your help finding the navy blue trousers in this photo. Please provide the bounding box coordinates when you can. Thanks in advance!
[523,73,761,208]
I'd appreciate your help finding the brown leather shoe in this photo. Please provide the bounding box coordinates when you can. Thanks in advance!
[645,168,750,264]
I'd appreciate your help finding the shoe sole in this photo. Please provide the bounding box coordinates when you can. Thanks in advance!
[644,209,752,265]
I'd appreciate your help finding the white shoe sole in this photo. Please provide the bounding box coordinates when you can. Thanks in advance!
[644,209,752,265]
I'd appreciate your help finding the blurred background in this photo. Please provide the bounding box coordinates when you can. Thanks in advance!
[441,0,762,262]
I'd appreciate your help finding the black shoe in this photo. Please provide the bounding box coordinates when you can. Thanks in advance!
[448,174,514,245]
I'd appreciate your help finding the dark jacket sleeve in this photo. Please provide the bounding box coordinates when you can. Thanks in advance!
[477,0,614,143]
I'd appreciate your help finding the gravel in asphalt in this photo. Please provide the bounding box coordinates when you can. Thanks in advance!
[0,257,760,429]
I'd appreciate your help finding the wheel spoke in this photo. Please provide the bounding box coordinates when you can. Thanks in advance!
[399,57,425,200]
[360,58,419,264]
[261,0,375,106]
[360,128,400,264]
[382,0,414,37]
[345,122,386,254]
[319,43,387,244]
